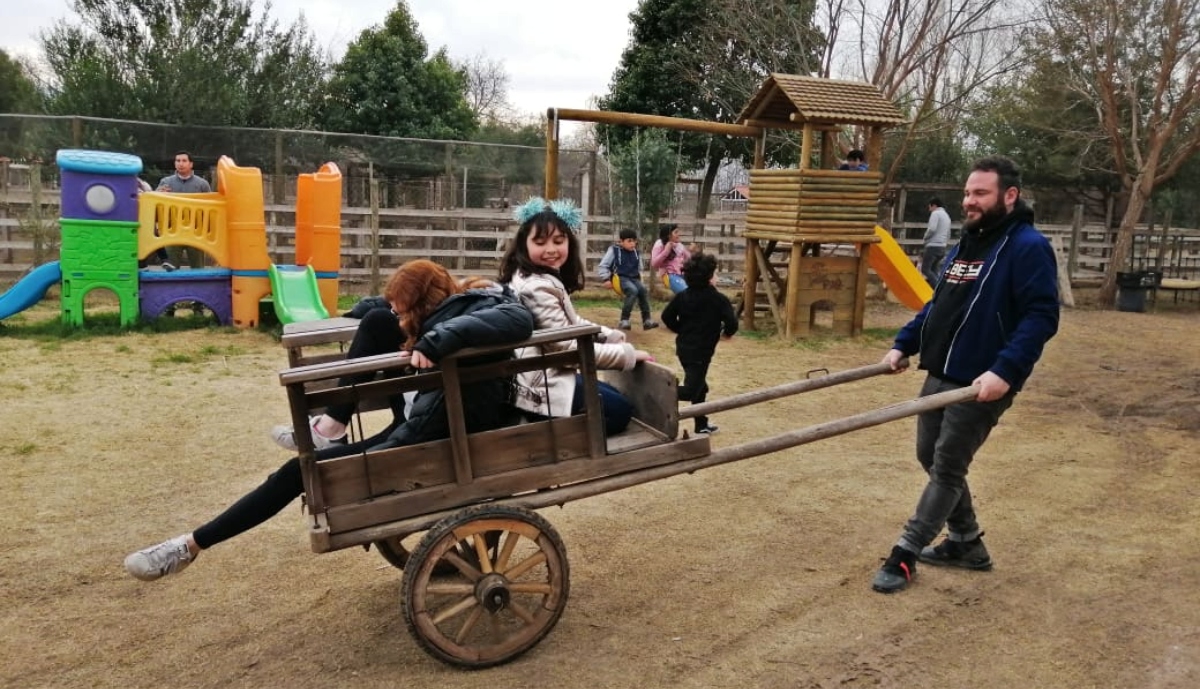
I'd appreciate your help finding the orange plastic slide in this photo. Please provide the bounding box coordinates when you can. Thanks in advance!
[869,226,932,310]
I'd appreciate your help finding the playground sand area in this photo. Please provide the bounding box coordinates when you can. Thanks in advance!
[1,295,1198,688]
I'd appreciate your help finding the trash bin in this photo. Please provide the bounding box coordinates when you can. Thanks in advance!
[1116,271,1157,312]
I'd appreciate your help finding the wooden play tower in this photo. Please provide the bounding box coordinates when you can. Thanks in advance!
[737,75,905,337]
[541,73,905,339]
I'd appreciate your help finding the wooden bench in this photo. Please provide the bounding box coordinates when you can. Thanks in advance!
[277,324,708,553]
[1157,277,1200,304]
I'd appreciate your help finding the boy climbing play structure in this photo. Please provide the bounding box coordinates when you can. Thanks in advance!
[542,74,929,339]
[0,149,342,328]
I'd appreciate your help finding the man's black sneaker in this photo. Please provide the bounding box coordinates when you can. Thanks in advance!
[919,535,993,571]
[871,545,917,594]
[695,425,719,435]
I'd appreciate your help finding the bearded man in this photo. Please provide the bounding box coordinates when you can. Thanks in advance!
[870,155,1061,594]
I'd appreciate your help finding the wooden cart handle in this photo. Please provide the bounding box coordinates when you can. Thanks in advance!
[680,360,902,419]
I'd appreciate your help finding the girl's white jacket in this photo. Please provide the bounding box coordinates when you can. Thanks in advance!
[507,270,638,418]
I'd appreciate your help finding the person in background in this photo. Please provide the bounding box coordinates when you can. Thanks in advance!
[870,155,1059,594]
[651,223,691,294]
[499,198,654,436]
[838,149,868,172]
[124,260,534,582]
[157,151,211,270]
[922,197,951,286]
[597,228,659,331]
[660,253,737,435]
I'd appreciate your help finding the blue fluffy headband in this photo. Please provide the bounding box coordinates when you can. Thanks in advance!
[512,196,583,233]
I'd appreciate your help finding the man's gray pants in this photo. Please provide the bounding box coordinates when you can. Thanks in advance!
[898,375,1015,554]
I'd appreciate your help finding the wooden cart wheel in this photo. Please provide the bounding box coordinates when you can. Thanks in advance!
[401,505,569,668]
[375,532,496,575]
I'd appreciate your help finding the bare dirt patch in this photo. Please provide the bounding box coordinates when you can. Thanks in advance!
[2,295,1198,688]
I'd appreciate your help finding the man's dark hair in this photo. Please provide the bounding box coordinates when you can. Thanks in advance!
[847,149,865,162]
[618,228,638,241]
[174,150,193,162]
[928,196,943,208]
[682,252,717,290]
[971,155,1022,193]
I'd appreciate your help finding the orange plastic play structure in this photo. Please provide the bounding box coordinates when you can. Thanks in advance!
[135,156,342,327]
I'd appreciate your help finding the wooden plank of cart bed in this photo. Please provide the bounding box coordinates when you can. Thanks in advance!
[319,434,712,545]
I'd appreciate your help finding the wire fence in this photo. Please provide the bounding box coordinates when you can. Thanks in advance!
[0,114,604,212]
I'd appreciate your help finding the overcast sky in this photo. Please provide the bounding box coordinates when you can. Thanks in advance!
[0,0,641,121]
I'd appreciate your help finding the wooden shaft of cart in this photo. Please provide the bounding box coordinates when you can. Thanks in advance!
[369,380,980,537]
[679,361,897,419]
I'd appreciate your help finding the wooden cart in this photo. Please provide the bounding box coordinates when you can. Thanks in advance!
[278,322,976,668]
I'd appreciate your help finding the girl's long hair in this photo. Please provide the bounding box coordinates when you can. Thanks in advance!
[657,224,676,261]
[498,210,585,292]
[383,259,462,349]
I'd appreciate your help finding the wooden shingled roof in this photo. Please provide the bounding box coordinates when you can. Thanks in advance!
[738,73,906,128]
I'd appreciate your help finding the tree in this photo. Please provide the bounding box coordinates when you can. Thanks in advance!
[319,2,477,140]
[609,128,678,237]
[38,0,327,129]
[822,0,1028,187]
[965,53,1119,215]
[460,53,514,123]
[1032,0,1200,306]
[0,49,41,113]
[600,0,825,218]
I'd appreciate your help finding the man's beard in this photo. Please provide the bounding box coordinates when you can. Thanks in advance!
[962,202,1008,234]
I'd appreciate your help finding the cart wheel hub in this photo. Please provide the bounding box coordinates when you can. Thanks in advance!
[476,573,510,612]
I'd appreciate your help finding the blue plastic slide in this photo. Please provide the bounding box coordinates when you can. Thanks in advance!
[0,261,62,320]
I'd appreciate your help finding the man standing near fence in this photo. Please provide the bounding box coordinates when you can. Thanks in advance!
[157,151,211,270]
[922,197,951,286]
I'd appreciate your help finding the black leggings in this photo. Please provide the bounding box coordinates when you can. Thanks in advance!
[678,358,711,432]
[325,307,405,424]
[192,421,402,549]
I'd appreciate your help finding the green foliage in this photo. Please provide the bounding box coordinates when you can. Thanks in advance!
[883,125,968,185]
[39,0,327,129]
[318,2,477,141]
[964,56,1117,192]
[0,50,41,113]
[609,129,678,238]
[599,0,825,210]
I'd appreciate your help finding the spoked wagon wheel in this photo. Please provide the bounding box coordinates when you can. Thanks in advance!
[375,530,501,574]
[401,504,569,668]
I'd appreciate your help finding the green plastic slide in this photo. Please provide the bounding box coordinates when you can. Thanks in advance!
[268,263,331,325]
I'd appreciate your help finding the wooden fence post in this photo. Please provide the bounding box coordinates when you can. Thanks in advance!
[369,165,381,295]
[1068,204,1082,279]
[273,131,285,205]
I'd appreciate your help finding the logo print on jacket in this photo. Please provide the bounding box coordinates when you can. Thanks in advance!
[943,259,985,285]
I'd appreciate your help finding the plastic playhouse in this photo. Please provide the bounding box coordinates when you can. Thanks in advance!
[0,149,343,328]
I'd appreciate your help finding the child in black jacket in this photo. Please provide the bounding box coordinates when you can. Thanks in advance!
[661,253,737,434]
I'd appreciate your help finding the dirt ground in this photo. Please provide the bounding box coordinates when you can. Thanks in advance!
[2,292,1198,689]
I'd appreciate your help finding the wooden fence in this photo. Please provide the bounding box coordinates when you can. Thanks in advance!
[3,166,1198,293]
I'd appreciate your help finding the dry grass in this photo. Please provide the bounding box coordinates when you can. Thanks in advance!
[2,295,1199,688]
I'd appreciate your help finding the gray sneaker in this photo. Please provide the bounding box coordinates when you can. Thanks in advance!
[618,320,632,330]
[272,416,345,451]
[919,535,993,571]
[124,535,194,581]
